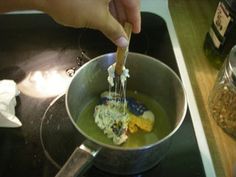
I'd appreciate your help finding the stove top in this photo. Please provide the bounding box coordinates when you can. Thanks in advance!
[0,13,206,177]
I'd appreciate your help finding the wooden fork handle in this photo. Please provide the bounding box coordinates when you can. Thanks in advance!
[115,22,132,75]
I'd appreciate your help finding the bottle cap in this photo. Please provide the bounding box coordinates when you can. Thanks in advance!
[225,0,236,13]
[228,45,236,85]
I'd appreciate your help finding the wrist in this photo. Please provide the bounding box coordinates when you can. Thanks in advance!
[0,0,47,13]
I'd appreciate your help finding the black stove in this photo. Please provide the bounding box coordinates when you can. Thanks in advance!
[0,13,206,177]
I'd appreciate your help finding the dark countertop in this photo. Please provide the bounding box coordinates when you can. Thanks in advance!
[0,12,207,177]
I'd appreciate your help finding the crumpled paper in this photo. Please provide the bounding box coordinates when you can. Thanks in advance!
[0,79,22,127]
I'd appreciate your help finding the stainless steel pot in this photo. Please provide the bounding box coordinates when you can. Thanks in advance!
[56,52,187,177]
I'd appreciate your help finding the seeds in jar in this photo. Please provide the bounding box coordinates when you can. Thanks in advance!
[209,84,236,137]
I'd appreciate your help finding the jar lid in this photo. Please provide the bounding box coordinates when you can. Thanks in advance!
[228,45,236,85]
[225,0,236,13]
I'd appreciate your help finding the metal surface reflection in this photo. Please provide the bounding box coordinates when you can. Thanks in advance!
[18,69,71,98]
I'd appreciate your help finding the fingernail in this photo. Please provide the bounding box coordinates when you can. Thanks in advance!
[115,36,128,47]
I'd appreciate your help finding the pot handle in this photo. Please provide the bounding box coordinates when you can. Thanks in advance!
[55,139,101,177]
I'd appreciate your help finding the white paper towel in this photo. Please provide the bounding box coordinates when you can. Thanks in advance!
[0,79,22,127]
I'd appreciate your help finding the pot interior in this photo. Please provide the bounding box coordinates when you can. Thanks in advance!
[66,52,186,149]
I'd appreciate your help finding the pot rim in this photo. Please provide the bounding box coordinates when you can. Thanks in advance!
[65,52,187,151]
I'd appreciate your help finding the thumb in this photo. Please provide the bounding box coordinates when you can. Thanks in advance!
[100,14,129,47]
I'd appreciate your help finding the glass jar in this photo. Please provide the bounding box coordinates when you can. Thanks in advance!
[208,45,236,137]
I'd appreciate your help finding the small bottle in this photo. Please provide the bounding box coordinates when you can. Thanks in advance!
[208,45,236,137]
[204,0,236,69]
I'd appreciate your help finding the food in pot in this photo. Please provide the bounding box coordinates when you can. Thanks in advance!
[77,90,171,148]
[94,92,129,145]
[128,111,155,133]
[107,62,129,87]
[94,91,155,145]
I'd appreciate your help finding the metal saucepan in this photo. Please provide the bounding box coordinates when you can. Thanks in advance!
[56,52,187,177]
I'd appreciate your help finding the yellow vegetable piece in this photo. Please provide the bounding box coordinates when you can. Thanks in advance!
[128,120,138,133]
[128,113,154,133]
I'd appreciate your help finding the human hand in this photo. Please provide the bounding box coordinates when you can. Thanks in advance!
[43,0,141,47]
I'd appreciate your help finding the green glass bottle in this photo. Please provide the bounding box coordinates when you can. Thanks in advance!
[204,0,236,69]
